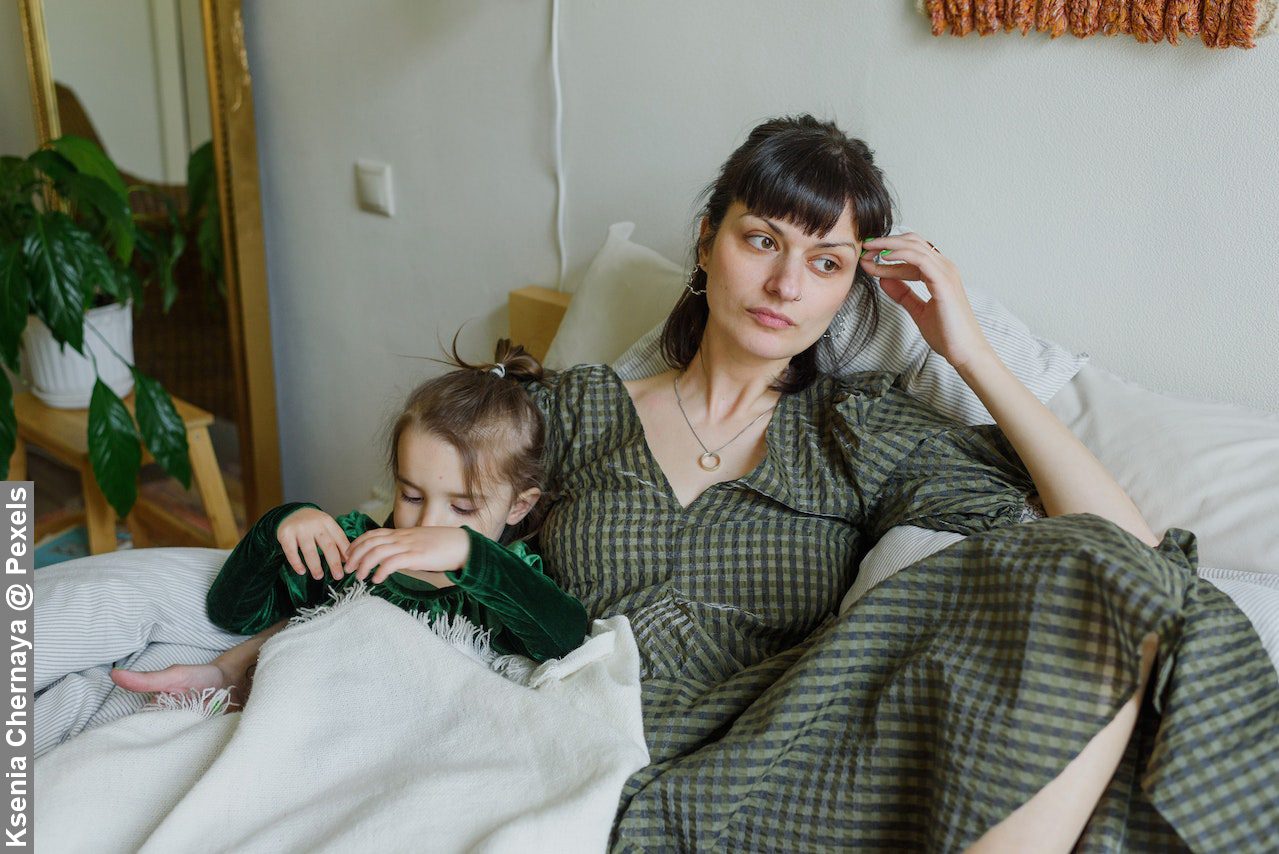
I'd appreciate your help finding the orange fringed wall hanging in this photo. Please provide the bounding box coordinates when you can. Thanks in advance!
[919,1,1278,49]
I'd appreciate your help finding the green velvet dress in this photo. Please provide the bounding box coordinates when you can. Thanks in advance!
[205,503,589,661]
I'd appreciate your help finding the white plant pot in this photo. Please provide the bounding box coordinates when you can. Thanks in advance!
[21,301,135,409]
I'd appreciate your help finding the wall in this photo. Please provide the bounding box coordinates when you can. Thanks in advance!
[242,0,557,510]
[0,3,36,155]
[8,2,1278,511]
[1,0,206,180]
[42,0,169,181]
[250,0,1278,511]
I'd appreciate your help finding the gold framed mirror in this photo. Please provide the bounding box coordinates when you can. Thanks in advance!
[17,0,281,535]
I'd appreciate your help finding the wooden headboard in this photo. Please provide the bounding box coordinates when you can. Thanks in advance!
[509,286,572,361]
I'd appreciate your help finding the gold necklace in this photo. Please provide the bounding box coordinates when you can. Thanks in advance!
[672,369,777,472]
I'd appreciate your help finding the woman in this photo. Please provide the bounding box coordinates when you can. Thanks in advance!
[119,114,1277,852]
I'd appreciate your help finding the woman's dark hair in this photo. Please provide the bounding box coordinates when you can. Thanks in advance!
[661,114,895,393]
[388,337,546,539]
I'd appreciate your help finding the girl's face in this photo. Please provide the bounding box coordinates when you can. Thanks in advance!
[392,429,539,541]
[698,200,867,363]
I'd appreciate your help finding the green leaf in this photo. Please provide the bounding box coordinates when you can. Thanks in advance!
[87,379,141,518]
[50,135,128,200]
[132,368,191,488]
[0,244,30,371]
[0,370,15,479]
[118,266,144,305]
[196,195,223,294]
[30,150,135,267]
[162,229,185,311]
[23,212,99,352]
[64,173,135,265]
[0,156,38,203]
[187,141,214,210]
[26,149,74,186]
[134,223,181,312]
[186,141,224,297]
[81,239,130,305]
[0,155,27,182]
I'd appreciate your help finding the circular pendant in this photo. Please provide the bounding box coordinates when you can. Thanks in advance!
[698,452,721,472]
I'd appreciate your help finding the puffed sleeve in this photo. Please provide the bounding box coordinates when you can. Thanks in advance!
[833,373,1036,542]
[520,365,599,492]
[443,527,589,661]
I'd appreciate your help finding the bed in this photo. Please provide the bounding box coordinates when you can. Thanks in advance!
[33,221,1279,850]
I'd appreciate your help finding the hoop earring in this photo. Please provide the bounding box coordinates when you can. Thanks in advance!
[685,264,706,296]
[821,308,849,341]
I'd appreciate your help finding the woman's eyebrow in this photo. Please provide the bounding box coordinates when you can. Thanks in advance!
[754,215,858,250]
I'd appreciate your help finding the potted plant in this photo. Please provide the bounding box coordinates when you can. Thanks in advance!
[0,134,192,518]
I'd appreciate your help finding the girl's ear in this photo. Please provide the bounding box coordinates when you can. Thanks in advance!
[504,487,542,526]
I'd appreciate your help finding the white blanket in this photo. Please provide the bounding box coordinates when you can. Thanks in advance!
[36,588,649,853]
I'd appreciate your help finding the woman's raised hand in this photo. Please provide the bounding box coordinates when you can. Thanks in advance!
[860,233,993,370]
[343,526,469,586]
[277,507,351,581]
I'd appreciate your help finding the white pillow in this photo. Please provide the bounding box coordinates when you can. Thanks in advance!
[1047,363,1279,577]
[609,225,1087,425]
[543,222,685,371]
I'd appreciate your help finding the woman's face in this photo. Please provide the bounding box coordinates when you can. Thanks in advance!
[698,200,866,363]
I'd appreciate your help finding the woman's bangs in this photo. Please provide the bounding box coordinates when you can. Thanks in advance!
[734,143,850,237]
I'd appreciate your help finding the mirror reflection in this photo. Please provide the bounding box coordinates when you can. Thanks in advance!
[29,0,247,560]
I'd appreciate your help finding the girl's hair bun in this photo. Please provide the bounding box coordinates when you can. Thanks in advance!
[439,333,544,383]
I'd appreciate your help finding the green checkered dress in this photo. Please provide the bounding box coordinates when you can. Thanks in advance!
[526,364,1279,852]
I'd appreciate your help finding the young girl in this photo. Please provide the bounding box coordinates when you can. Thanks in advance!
[112,340,587,706]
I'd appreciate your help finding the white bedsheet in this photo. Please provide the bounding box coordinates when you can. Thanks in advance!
[36,588,648,853]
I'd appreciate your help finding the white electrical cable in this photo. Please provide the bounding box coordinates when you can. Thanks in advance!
[550,0,566,290]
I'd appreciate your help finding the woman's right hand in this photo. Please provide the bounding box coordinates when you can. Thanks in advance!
[277,508,351,580]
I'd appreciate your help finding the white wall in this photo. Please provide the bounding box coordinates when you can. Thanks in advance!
[1,1,207,171]
[0,3,37,155]
[43,0,170,181]
[9,2,1276,512]
[243,0,558,510]
[244,1,1278,511]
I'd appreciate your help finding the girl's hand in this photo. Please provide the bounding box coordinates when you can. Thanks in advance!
[343,527,470,585]
[860,233,993,370]
[277,508,351,581]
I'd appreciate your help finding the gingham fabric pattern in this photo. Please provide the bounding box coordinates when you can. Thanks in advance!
[526,364,1279,852]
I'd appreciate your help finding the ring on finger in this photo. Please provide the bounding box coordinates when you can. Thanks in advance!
[926,241,941,253]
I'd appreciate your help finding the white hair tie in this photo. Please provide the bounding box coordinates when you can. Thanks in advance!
[489,364,506,378]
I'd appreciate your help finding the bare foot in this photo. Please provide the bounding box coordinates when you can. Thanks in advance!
[111,663,250,709]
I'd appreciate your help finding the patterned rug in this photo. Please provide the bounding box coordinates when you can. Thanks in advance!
[35,524,133,568]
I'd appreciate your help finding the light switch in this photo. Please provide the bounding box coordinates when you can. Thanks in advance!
[355,159,395,216]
